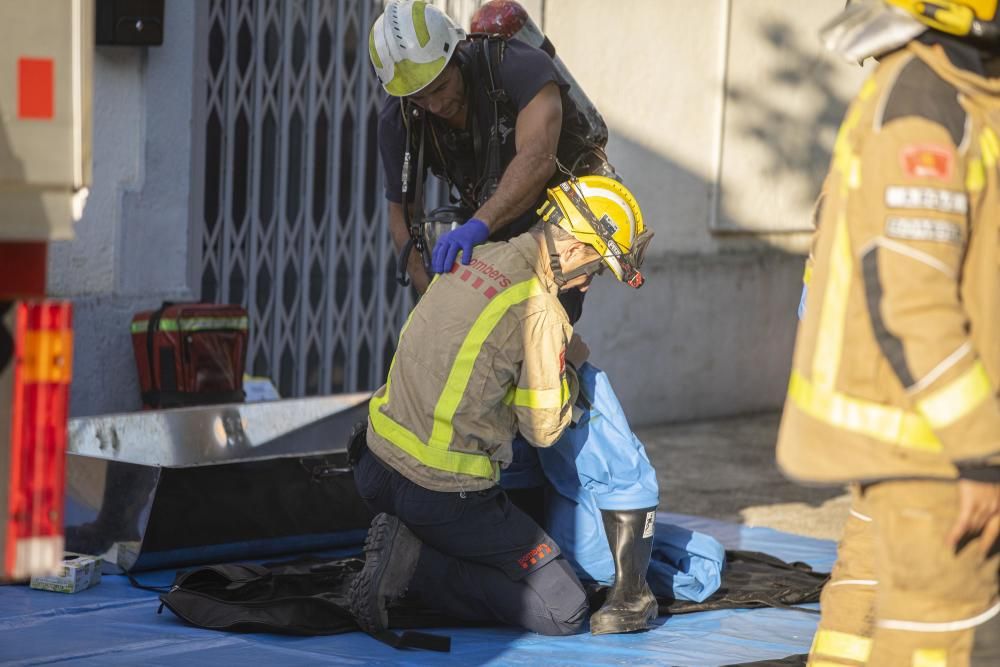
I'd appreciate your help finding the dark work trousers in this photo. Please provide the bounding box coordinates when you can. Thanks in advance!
[353,447,588,636]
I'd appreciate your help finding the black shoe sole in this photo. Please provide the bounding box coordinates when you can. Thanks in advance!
[589,598,658,636]
[348,513,421,634]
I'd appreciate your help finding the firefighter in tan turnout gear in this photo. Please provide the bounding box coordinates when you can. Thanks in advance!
[346,176,652,637]
[777,2,1000,665]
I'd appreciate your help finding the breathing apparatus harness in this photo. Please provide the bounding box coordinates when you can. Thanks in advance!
[397,102,429,286]
[395,36,509,286]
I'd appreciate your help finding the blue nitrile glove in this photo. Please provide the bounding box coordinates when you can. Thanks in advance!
[431,218,490,274]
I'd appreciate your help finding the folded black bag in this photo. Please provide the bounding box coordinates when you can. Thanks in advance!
[157,557,451,652]
[158,549,828,651]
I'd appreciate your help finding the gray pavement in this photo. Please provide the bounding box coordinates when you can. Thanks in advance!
[637,412,850,542]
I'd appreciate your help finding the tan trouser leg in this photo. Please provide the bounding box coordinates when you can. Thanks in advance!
[867,480,1000,667]
[809,486,877,667]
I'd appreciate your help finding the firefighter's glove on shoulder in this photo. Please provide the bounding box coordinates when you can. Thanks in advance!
[431,218,489,274]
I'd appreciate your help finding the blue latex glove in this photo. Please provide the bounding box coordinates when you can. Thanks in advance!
[431,218,490,274]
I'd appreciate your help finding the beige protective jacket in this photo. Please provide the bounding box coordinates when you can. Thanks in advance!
[367,233,579,493]
[778,40,1000,485]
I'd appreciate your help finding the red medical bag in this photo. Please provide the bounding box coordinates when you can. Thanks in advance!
[131,303,248,409]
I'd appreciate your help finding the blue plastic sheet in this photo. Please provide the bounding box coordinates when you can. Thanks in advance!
[503,363,724,601]
[0,513,833,666]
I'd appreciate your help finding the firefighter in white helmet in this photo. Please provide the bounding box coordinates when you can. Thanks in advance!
[369,0,613,326]
[778,2,1000,664]
[347,176,652,637]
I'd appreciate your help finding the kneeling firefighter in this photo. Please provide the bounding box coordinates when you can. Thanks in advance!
[778,2,1000,664]
[348,176,655,638]
[368,0,671,635]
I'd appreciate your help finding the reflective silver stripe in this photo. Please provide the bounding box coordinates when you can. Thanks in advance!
[866,237,956,278]
[829,579,878,587]
[884,186,968,214]
[908,342,972,396]
[849,508,872,522]
[885,217,963,244]
[878,600,1000,633]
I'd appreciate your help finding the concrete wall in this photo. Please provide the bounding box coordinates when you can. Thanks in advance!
[48,1,199,417]
[51,0,871,424]
[541,0,870,423]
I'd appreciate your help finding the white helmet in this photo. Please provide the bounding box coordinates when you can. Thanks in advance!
[369,1,467,97]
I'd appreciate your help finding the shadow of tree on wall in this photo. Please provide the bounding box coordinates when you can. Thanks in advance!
[724,18,859,226]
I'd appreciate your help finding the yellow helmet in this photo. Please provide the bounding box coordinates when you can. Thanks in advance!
[537,176,653,288]
[886,0,999,39]
[823,1,1000,62]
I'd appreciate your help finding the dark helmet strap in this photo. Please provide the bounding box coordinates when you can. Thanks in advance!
[542,224,605,287]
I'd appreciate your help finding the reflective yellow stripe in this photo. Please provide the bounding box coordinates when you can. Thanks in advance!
[980,128,999,168]
[367,296,498,479]
[966,157,986,192]
[369,278,548,481]
[812,628,873,663]
[411,1,430,47]
[847,156,862,190]
[833,109,862,184]
[369,388,497,479]
[503,377,571,409]
[368,29,382,70]
[789,370,942,452]
[912,648,947,667]
[818,86,865,390]
[859,78,877,101]
[130,316,249,333]
[813,216,852,390]
[917,361,993,429]
[429,279,544,449]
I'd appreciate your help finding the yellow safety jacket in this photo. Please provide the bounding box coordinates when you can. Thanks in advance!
[367,233,579,493]
[778,40,1000,485]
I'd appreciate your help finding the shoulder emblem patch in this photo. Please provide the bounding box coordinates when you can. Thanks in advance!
[900,145,953,181]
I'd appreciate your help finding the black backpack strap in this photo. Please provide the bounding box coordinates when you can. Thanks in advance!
[482,36,508,104]
[477,37,507,205]
[371,628,451,652]
[397,100,430,286]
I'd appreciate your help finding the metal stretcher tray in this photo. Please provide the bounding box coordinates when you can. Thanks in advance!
[64,394,374,572]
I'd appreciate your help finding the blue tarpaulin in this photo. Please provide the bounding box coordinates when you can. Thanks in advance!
[0,513,835,666]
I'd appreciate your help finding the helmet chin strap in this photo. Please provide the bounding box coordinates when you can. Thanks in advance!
[543,225,605,287]
[971,18,1000,47]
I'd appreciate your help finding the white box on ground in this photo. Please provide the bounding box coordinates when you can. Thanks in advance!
[29,552,102,593]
